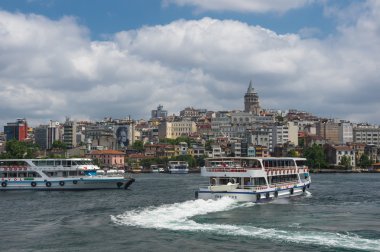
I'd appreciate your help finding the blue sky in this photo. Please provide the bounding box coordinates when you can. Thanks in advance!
[1,0,338,38]
[0,0,379,126]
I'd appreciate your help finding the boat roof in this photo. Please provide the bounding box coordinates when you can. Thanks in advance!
[0,158,92,162]
[205,157,306,161]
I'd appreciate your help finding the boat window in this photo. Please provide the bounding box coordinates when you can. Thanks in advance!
[69,171,78,176]
[253,177,267,186]
[62,161,72,167]
[296,160,306,167]
[247,160,261,168]
[47,160,55,166]
[27,171,41,178]
[55,160,62,166]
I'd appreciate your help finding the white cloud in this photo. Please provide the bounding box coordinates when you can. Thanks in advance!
[1,0,380,127]
[163,0,313,13]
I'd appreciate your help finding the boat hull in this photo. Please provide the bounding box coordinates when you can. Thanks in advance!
[0,177,135,191]
[196,183,310,202]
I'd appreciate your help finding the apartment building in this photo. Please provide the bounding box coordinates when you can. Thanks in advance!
[158,121,197,139]
[353,127,380,146]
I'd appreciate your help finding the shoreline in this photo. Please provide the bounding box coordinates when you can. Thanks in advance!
[310,169,380,174]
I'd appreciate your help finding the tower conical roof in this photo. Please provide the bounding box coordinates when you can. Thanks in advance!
[247,80,254,93]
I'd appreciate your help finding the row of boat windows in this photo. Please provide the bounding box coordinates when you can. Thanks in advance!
[43,171,87,177]
[1,171,42,178]
[206,160,306,168]
[269,175,299,184]
[0,160,93,167]
[0,170,91,178]
[212,177,267,186]
[32,160,93,167]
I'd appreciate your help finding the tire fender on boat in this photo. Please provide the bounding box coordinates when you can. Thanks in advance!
[46,182,51,187]
[290,188,294,195]
[256,193,261,201]
[302,186,306,193]
[59,181,65,186]
[265,192,270,199]
[274,191,278,198]
[31,182,37,187]
[1,181,7,187]
[73,180,78,185]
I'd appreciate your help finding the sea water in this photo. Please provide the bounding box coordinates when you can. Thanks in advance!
[0,173,379,252]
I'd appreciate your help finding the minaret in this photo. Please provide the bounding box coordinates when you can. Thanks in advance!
[244,80,261,115]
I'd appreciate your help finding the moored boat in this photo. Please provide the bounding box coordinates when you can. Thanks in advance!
[0,158,135,191]
[168,161,189,174]
[195,157,311,202]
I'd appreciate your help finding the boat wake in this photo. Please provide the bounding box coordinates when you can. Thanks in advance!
[111,198,380,251]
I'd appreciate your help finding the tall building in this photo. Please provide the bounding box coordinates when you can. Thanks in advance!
[4,118,28,141]
[339,122,353,144]
[34,125,48,150]
[316,120,340,144]
[35,121,61,150]
[63,118,77,149]
[244,81,261,115]
[151,104,168,119]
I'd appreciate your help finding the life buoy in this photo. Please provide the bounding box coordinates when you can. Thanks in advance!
[31,182,37,187]
[290,188,294,195]
[1,182,7,187]
[256,193,261,201]
[46,182,51,187]
[59,181,65,186]
[73,180,78,185]
[266,192,270,199]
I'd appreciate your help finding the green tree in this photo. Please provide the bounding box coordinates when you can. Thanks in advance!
[303,143,327,168]
[287,149,298,157]
[358,153,372,168]
[0,140,39,159]
[339,155,352,169]
[52,140,67,150]
[132,140,144,152]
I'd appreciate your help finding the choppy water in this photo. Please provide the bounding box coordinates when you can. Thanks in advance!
[0,173,379,252]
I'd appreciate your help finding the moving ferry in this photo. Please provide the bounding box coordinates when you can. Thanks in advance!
[0,158,135,190]
[195,157,311,202]
[168,161,189,174]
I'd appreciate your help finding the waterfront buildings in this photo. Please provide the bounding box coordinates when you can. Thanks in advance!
[86,150,125,169]
[2,81,380,168]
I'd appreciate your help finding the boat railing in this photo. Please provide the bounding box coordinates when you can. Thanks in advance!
[0,166,29,171]
[205,167,262,173]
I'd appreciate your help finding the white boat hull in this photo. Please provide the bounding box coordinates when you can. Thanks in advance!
[0,177,135,191]
[196,183,310,202]
[169,169,189,174]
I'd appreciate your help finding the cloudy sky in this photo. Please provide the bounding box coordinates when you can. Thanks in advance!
[0,0,379,127]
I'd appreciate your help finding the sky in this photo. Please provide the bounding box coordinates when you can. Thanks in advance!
[0,0,379,127]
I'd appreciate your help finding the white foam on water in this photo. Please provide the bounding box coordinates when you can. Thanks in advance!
[305,191,312,197]
[111,199,380,251]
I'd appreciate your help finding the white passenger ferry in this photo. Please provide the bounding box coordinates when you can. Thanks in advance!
[168,161,189,174]
[196,157,311,202]
[0,158,135,190]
